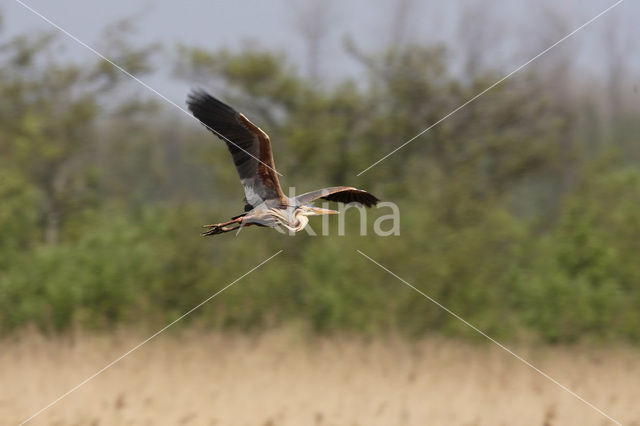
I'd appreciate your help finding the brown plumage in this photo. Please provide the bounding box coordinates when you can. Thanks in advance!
[187,89,380,236]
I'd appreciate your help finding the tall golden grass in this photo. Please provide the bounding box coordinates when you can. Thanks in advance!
[2,330,638,425]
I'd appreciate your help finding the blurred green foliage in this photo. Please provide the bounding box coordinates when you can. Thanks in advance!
[1,22,639,344]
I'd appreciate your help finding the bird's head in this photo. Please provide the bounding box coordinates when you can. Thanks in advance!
[297,205,339,217]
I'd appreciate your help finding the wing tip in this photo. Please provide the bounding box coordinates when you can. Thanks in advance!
[362,194,380,208]
[185,87,208,109]
[354,188,380,208]
[186,88,237,117]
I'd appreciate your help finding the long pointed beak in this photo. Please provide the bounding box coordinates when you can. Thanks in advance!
[309,206,339,215]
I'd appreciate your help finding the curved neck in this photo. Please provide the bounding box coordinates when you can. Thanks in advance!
[292,210,309,231]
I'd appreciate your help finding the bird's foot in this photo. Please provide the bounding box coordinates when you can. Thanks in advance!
[201,220,241,236]
[201,225,222,236]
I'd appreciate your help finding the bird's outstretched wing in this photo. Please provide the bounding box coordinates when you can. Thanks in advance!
[295,186,379,208]
[187,89,285,207]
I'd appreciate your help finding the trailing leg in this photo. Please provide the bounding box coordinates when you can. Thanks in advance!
[201,216,243,236]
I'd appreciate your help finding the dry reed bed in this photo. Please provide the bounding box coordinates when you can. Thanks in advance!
[1,330,639,425]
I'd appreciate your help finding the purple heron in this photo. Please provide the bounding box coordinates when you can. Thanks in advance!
[187,89,379,236]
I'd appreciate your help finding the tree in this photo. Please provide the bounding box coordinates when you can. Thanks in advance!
[0,22,156,244]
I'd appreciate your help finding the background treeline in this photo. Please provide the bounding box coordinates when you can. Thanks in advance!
[1,16,639,344]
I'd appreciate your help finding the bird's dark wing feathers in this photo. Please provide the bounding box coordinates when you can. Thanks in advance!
[187,89,284,207]
[295,186,380,208]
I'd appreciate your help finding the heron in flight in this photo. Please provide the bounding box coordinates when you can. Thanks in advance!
[187,89,380,236]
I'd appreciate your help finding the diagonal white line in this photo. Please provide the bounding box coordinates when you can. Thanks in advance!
[18,250,283,425]
[356,250,622,425]
[356,0,626,176]
[12,0,284,177]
